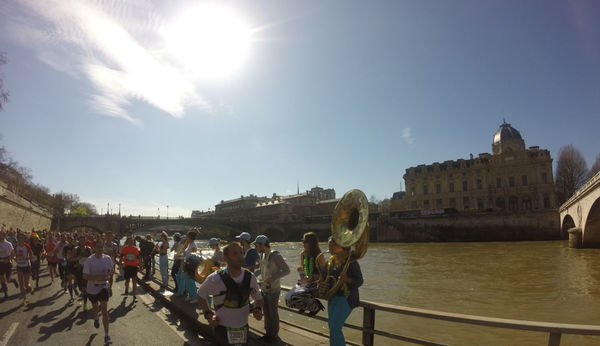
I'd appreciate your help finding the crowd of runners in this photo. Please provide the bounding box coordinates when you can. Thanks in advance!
[0,225,163,345]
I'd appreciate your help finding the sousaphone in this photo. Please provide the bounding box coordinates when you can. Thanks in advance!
[319,189,369,299]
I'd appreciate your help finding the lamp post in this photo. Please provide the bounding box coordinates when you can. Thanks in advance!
[158,207,160,219]
[166,205,169,220]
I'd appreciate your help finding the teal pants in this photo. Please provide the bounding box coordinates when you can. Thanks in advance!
[327,295,352,346]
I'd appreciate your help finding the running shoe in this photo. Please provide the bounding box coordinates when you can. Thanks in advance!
[94,319,100,329]
[104,335,112,344]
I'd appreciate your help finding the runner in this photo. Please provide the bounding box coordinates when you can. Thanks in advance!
[75,235,92,310]
[83,238,114,345]
[13,233,34,303]
[103,232,119,296]
[120,237,139,299]
[0,229,14,299]
[64,235,80,301]
[54,233,69,289]
[45,233,58,284]
[29,233,45,289]
[197,242,264,346]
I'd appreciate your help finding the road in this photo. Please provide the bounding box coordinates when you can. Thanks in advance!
[0,267,210,346]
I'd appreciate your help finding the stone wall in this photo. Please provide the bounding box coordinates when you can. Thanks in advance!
[373,209,561,242]
[0,186,52,231]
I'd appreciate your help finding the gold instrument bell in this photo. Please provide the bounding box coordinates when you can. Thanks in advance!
[331,189,369,260]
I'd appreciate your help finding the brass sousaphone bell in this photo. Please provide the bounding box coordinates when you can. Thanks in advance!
[331,189,369,260]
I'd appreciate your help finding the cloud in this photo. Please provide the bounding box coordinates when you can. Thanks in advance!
[400,127,415,145]
[2,0,214,123]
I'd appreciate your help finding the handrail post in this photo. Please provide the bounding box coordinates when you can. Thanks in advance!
[548,332,561,346]
[362,305,375,346]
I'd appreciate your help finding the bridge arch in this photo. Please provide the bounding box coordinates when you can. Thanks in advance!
[583,198,600,247]
[62,224,104,234]
[561,214,576,239]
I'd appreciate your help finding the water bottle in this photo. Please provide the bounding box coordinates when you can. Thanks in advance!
[299,269,306,279]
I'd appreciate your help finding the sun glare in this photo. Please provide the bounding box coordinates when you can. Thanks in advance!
[162,5,251,79]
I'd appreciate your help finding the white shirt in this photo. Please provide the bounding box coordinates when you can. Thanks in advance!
[197,269,262,328]
[15,244,31,267]
[183,242,198,260]
[0,241,13,259]
[83,254,113,295]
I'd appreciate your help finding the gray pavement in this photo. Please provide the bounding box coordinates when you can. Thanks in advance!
[0,267,209,346]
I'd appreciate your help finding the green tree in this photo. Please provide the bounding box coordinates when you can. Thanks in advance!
[70,204,88,216]
[555,145,588,204]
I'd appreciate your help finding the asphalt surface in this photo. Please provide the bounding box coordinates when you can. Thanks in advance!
[0,267,210,346]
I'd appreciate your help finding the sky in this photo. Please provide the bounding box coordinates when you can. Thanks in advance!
[0,0,599,217]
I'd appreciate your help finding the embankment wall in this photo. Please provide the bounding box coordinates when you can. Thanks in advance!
[0,185,52,231]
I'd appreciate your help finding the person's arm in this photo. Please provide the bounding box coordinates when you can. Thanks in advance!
[197,277,220,326]
[266,252,290,283]
[249,275,263,320]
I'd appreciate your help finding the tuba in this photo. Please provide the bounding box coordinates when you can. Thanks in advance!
[318,189,369,299]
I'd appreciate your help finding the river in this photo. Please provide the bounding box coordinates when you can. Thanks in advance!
[153,238,600,345]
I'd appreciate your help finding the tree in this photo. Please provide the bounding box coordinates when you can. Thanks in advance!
[588,153,600,180]
[555,145,589,204]
[77,202,98,215]
[0,52,8,111]
[52,192,80,216]
[70,204,88,216]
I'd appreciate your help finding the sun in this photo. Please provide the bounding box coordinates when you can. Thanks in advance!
[162,5,251,79]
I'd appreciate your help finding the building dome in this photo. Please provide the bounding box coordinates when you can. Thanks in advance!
[492,122,525,155]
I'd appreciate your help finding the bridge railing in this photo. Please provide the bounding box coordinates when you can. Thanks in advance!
[152,255,600,346]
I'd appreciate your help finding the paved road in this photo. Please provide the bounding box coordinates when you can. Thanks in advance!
[0,268,210,346]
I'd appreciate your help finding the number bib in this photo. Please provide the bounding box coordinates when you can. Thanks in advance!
[226,326,248,345]
[127,254,135,262]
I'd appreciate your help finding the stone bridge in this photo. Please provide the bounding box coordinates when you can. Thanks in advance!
[559,171,600,247]
[53,215,333,242]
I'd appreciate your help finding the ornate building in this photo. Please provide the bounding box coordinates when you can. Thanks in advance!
[402,122,556,212]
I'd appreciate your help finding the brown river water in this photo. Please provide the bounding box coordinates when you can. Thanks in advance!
[169,240,600,345]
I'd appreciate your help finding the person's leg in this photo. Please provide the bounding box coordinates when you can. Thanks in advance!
[327,296,352,346]
[263,290,280,338]
[101,300,109,335]
[176,269,185,295]
[171,259,180,292]
[186,277,197,300]
[160,255,168,287]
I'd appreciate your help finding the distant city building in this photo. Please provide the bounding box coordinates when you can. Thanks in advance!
[214,194,270,214]
[401,122,556,212]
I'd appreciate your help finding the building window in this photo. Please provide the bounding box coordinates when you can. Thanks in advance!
[496,178,502,188]
[522,175,528,186]
[463,197,470,209]
[508,196,519,211]
[543,194,550,209]
[436,199,442,208]
[496,197,505,210]
[423,200,430,209]
[542,172,548,184]
[477,179,482,190]
[509,177,515,187]
[477,198,484,209]
[462,181,468,192]
[521,197,532,210]
[449,198,456,208]
[435,184,441,194]
[449,182,454,193]
[423,185,428,195]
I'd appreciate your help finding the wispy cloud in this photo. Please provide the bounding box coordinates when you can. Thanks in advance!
[2,0,216,123]
[400,127,415,145]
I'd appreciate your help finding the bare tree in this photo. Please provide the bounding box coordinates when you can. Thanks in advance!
[588,153,600,180]
[0,52,9,111]
[555,145,589,204]
[52,192,80,216]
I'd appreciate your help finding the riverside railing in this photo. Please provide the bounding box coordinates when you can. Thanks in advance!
[153,255,600,346]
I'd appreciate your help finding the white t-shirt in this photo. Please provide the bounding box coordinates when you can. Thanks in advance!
[83,254,113,295]
[15,244,31,267]
[183,242,198,260]
[197,269,262,328]
[55,241,68,260]
[0,241,13,260]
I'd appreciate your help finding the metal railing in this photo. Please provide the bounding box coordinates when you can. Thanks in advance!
[151,255,600,346]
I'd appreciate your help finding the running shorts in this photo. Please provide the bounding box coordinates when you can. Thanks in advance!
[124,266,138,279]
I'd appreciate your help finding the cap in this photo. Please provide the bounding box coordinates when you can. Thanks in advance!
[173,232,181,239]
[253,235,269,244]
[161,231,168,238]
[235,232,252,242]
[208,238,219,246]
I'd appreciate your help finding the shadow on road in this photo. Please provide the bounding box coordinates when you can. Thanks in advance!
[108,296,136,323]
[37,304,82,342]
[27,291,69,327]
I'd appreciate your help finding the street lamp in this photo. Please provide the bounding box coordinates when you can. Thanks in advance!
[158,207,160,219]
[166,205,169,220]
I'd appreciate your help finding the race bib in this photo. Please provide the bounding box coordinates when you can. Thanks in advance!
[226,327,247,345]
[126,254,135,262]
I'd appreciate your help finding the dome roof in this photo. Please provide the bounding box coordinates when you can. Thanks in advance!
[493,122,523,144]
[492,122,525,155]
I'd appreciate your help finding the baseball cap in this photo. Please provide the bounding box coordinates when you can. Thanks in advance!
[235,232,252,242]
[253,235,269,244]
[208,238,219,246]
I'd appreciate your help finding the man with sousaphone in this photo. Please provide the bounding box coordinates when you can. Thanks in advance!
[318,189,366,346]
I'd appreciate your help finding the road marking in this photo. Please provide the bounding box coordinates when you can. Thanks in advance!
[138,291,204,345]
[0,322,18,346]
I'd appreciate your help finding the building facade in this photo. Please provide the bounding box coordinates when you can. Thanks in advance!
[402,123,556,212]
